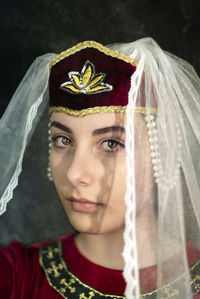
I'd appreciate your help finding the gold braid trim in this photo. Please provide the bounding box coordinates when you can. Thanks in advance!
[49,106,157,116]
[49,41,138,69]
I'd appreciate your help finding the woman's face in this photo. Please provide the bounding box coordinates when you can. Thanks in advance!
[50,112,154,235]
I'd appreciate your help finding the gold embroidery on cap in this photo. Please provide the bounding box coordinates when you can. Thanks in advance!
[49,106,157,116]
[60,60,113,95]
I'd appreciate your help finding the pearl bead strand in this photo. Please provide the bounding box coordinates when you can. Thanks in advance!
[145,115,182,190]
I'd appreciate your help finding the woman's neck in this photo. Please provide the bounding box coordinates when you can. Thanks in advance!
[75,209,158,270]
[136,211,158,269]
[75,228,125,270]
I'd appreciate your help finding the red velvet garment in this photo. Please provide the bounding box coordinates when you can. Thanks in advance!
[0,234,126,299]
[0,234,200,298]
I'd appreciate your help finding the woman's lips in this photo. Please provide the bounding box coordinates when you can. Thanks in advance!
[68,197,100,213]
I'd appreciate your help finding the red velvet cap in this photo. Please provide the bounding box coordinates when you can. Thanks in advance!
[49,41,138,116]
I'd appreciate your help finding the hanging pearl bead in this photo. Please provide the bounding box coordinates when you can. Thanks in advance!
[145,114,182,190]
[47,121,53,182]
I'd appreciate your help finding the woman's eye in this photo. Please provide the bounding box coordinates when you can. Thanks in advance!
[99,139,125,152]
[51,136,72,148]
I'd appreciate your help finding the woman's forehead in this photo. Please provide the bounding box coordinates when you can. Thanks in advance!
[50,112,127,128]
[50,111,145,126]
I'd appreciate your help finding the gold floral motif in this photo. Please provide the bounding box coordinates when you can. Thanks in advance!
[49,41,138,70]
[60,278,76,293]
[43,246,54,259]
[158,286,180,299]
[79,291,95,299]
[46,261,64,277]
[49,106,157,116]
[190,274,200,294]
[60,61,113,95]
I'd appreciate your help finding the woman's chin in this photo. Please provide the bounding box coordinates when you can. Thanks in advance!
[66,213,103,235]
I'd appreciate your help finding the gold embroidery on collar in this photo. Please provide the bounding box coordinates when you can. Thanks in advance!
[39,241,125,299]
[39,240,200,299]
[49,41,138,70]
[49,106,157,116]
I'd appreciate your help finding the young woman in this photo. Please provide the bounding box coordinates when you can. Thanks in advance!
[0,39,200,298]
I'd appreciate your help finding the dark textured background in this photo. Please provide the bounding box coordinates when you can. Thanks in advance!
[1,0,200,246]
[1,0,200,116]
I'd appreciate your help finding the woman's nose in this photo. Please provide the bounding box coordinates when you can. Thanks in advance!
[66,148,94,187]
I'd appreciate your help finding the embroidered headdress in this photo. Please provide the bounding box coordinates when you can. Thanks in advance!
[49,41,137,116]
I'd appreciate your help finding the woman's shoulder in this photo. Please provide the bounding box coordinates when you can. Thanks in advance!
[0,233,74,259]
[0,233,74,267]
[0,240,38,268]
[0,234,74,299]
[0,240,41,298]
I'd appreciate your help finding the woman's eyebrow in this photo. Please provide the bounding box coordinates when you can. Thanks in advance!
[92,126,125,136]
[50,122,125,136]
[50,121,72,134]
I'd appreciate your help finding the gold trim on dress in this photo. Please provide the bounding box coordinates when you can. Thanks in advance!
[39,240,200,299]
[39,240,125,299]
[49,106,157,116]
[49,41,138,70]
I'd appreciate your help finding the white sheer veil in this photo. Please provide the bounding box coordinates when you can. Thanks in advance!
[0,38,200,298]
